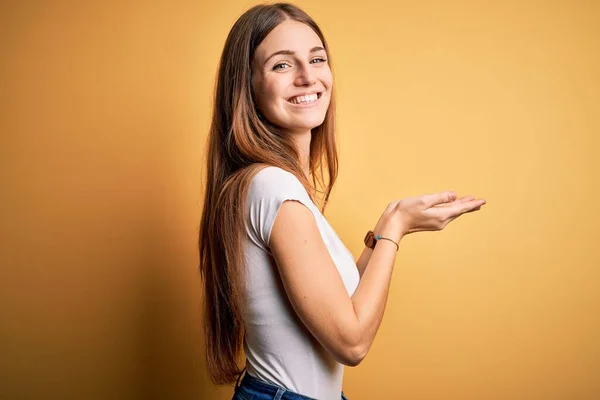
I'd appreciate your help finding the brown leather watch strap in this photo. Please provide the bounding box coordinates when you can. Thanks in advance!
[363,230,376,249]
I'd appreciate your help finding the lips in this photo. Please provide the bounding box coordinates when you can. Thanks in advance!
[286,92,322,104]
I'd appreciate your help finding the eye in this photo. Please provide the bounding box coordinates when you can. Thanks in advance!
[273,58,327,71]
[273,62,291,70]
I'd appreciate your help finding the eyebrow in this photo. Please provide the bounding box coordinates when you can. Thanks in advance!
[263,46,326,66]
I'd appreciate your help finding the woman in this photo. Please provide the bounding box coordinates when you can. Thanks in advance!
[199,3,486,400]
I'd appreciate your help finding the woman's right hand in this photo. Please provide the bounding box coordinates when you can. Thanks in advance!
[382,191,486,239]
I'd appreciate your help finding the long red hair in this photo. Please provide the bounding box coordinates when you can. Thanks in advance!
[198,3,338,384]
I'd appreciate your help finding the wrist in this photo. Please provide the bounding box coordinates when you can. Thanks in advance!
[379,218,404,244]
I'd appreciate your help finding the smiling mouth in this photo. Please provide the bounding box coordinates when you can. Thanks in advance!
[286,92,322,105]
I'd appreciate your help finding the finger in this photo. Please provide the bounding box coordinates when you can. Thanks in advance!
[435,203,483,226]
[457,199,486,214]
[435,199,484,220]
[433,195,474,208]
[422,191,457,208]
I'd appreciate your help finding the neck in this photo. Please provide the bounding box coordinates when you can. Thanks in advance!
[291,129,311,180]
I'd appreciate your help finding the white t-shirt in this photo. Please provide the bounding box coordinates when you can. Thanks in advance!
[242,166,360,400]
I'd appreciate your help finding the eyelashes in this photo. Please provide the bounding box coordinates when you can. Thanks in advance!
[273,57,328,71]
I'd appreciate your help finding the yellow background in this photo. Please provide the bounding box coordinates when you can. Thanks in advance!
[1,1,599,399]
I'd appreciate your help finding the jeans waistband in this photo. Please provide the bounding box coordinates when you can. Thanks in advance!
[235,368,317,400]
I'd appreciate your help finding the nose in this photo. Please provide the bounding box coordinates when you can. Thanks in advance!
[294,62,317,86]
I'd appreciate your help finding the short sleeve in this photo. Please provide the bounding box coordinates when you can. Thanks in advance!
[246,166,314,251]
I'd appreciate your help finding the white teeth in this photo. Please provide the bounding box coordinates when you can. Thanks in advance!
[289,93,319,104]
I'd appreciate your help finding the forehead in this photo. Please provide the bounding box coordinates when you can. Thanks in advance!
[255,20,324,60]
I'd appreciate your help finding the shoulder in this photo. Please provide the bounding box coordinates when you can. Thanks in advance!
[245,165,313,247]
[250,165,300,186]
[248,166,307,199]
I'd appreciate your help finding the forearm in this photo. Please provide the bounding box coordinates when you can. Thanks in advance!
[355,246,372,279]
[350,224,402,357]
[356,225,384,278]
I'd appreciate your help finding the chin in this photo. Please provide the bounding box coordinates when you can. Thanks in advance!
[268,111,327,132]
[292,115,327,130]
[286,123,323,133]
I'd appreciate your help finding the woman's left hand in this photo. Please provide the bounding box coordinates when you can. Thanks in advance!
[373,195,476,236]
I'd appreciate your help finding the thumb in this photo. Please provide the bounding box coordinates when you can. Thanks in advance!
[422,191,457,208]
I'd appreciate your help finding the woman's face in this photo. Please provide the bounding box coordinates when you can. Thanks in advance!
[252,20,332,135]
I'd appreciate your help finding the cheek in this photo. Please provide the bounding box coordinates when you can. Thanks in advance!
[260,84,288,110]
[321,70,333,89]
[252,76,278,109]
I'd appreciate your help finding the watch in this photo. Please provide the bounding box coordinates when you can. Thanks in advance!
[364,230,376,249]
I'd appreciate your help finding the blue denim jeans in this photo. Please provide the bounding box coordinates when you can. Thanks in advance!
[232,368,349,400]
